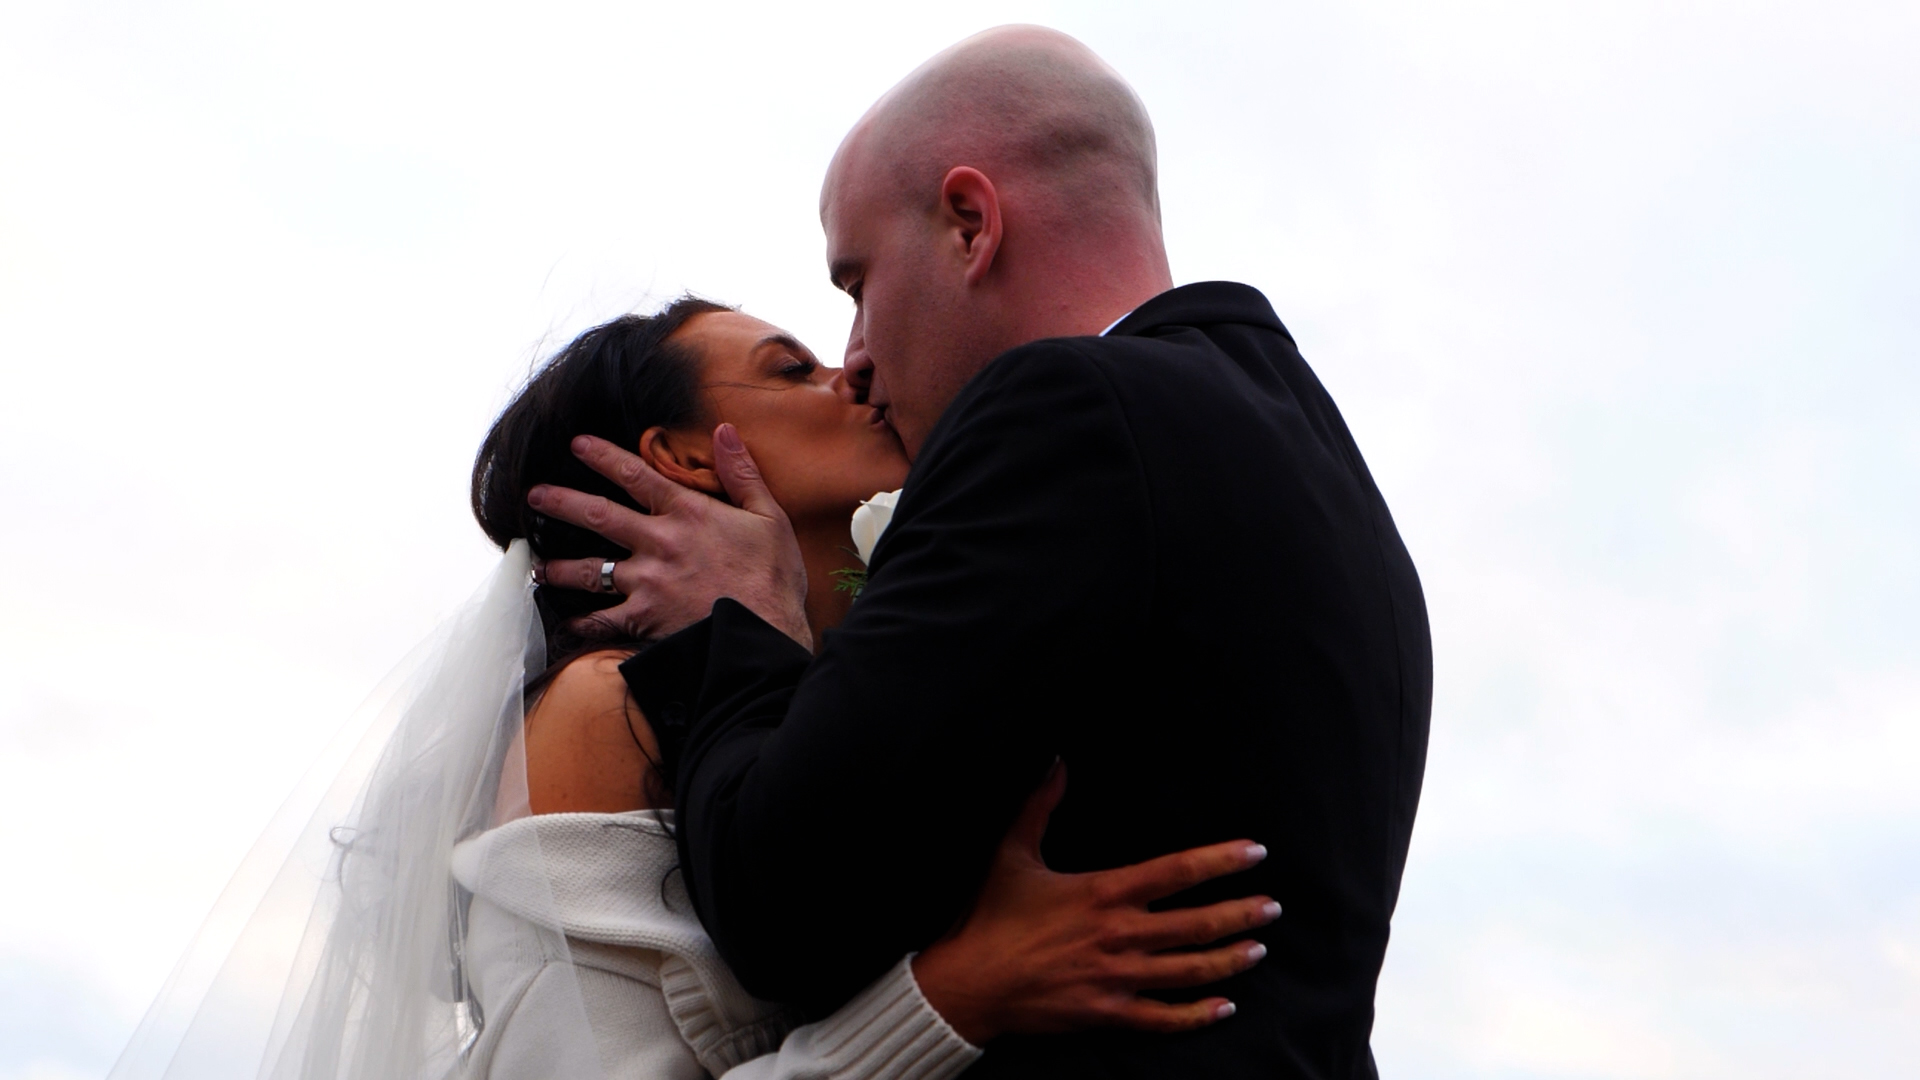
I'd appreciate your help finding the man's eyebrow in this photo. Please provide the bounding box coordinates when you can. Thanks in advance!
[827,259,859,292]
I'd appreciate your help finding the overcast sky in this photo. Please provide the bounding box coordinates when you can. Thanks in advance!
[2,2,1916,1078]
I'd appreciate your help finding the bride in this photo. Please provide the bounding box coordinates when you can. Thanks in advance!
[109,297,1277,1080]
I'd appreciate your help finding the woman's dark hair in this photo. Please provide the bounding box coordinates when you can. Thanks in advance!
[472,296,731,675]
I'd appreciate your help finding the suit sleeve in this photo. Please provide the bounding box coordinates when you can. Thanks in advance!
[622,343,1153,1013]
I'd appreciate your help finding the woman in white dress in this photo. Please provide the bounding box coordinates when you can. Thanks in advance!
[108,298,1276,1080]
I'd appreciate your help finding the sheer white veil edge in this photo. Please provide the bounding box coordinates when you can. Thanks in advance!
[107,541,606,1080]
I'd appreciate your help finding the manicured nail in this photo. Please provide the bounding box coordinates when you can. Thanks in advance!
[1214,1001,1237,1020]
[1244,941,1268,962]
[1242,843,1267,864]
[572,435,593,456]
[1260,900,1282,921]
[716,423,744,453]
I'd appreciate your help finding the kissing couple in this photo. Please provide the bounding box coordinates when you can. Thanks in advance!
[117,24,1431,1080]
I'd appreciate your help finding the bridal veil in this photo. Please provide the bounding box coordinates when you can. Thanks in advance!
[107,542,608,1080]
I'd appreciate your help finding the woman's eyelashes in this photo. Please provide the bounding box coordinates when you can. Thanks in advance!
[776,356,819,380]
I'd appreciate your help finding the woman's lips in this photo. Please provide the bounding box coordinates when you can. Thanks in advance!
[864,405,904,447]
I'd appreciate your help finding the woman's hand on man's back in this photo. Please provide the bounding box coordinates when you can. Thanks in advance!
[909,762,1280,1045]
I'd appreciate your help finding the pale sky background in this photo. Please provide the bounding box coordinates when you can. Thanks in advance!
[2,1,1916,1077]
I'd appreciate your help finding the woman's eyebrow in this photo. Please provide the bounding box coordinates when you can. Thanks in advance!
[753,333,809,356]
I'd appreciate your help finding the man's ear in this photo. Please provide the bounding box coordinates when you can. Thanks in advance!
[638,426,724,497]
[939,166,1002,286]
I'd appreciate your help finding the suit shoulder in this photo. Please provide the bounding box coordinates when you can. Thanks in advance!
[930,338,1127,440]
[961,336,1112,394]
[907,338,1151,492]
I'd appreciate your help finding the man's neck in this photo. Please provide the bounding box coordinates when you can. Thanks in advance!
[1011,282,1169,343]
[1006,235,1172,343]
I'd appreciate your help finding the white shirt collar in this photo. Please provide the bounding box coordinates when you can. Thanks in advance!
[1099,309,1135,337]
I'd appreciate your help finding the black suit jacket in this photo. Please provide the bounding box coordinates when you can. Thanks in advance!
[624,282,1431,1079]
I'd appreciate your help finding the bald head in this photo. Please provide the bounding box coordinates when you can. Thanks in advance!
[820,27,1175,458]
[829,26,1160,227]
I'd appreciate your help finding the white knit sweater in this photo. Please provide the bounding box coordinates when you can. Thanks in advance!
[449,810,981,1080]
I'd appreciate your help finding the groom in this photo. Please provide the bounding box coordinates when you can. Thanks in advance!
[532,26,1430,1079]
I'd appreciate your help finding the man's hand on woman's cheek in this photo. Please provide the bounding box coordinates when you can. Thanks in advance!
[909,763,1280,1046]
[529,426,813,648]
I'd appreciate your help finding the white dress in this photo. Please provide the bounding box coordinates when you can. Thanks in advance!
[450,809,981,1080]
[107,547,971,1080]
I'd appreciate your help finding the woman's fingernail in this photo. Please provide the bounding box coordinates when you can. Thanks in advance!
[1242,843,1267,864]
[716,423,744,452]
[1214,1001,1237,1020]
[572,435,593,455]
[1260,900,1282,921]
[527,487,547,507]
[1244,941,1268,962]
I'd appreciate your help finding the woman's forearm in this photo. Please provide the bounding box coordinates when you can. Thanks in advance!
[720,956,980,1080]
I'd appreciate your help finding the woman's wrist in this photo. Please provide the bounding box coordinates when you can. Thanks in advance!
[909,945,997,1046]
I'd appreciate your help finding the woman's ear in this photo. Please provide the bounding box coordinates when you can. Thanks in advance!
[638,426,724,496]
[939,166,1002,287]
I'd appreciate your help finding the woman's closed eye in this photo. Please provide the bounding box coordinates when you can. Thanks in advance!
[703,336,822,395]
[776,356,819,380]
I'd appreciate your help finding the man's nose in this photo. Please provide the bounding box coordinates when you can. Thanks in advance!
[840,325,873,405]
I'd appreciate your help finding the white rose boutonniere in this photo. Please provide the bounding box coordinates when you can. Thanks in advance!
[849,489,900,565]
[834,489,902,597]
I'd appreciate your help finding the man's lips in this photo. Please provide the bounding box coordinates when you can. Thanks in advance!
[865,404,905,442]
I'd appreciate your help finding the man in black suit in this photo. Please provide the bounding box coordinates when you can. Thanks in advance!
[530,25,1430,1079]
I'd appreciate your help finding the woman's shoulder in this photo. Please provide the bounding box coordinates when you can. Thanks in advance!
[532,648,638,722]
[524,649,664,815]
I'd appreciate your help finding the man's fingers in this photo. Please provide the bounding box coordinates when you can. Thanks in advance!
[571,434,682,512]
[1117,896,1281,952]
[525,482,656,548]
[712,424,784,520]
[539,557,623,595]
[1103,839,1268,905]
[565,607,632,639]
[1107,996,1237,1034]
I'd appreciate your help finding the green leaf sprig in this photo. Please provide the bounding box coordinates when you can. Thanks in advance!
[830,566,869,598]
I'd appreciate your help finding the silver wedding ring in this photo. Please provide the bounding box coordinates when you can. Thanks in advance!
[599,560,617,593]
